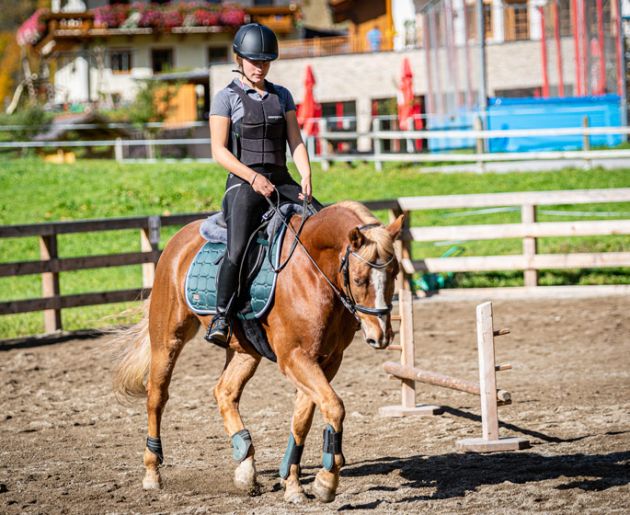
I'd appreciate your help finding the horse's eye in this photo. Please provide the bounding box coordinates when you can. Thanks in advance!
[353,277,367,287]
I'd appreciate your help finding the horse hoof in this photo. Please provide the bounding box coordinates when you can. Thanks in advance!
[284,486,307,504]
[142,472,162,490]
[311,473,337,503]
[234,457,258,494]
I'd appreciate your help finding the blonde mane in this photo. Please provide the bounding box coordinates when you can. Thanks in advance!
[336,201,395,262]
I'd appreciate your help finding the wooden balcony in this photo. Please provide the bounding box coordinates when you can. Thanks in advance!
[279,34,374,59]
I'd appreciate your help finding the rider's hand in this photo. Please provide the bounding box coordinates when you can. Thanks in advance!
[250,173,274,198]
[299,175,312,202]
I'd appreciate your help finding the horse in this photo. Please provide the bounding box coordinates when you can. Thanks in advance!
[113,200,403,503]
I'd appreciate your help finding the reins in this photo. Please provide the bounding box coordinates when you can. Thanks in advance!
[263,192,394,322]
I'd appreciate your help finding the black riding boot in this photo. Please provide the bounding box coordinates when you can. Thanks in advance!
[205,257,239,347]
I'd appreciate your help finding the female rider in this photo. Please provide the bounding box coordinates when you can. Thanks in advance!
[207,23,322,345]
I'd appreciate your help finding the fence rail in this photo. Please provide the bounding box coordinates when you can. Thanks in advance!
[2,122,629,171]
[0,212,210,330]
[1,191,628,337]
[394,188,630,289]
[0,200,397,334]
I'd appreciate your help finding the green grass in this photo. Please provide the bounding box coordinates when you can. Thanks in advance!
[1,158,629,338]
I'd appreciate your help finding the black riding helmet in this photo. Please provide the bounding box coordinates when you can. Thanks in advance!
[232,23,279,62]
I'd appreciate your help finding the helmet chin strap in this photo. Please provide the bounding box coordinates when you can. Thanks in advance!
[233,67,265,90]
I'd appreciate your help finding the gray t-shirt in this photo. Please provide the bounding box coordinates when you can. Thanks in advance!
[210,79,296,124]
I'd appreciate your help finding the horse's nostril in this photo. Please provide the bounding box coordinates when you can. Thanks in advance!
[366,338,377,347]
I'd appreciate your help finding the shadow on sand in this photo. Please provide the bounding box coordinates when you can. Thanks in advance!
[336,450,629,510]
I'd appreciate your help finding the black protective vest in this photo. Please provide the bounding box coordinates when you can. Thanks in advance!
[228,80,287,168]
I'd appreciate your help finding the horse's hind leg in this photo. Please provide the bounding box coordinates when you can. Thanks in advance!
[214,350,261,494]
[143,311,199,490]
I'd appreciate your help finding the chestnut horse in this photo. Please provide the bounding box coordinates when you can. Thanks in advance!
[113,201,403,503]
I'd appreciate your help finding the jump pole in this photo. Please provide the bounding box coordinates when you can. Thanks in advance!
[379,296,529,452]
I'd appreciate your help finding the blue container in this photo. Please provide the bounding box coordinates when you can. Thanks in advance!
[426,111,475,152]
[486,95,623,152]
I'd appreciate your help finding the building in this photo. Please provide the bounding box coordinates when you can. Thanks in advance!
[18,0,301,117]
[17,1,628,155]
[209,1,626,151]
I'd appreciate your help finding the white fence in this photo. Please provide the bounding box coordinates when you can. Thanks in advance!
[1,118,630,171]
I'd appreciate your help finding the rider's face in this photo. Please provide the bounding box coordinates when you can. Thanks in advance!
[241,58,270,84]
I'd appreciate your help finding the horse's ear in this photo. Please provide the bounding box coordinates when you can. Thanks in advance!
[348,227,365,251]
[386,215,405,240]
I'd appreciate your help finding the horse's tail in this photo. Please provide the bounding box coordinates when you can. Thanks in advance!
[112,297,152,402]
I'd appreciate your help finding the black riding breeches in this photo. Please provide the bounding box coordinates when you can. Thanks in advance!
[215,165,323,313]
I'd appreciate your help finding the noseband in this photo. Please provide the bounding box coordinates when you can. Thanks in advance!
[338,224,395,319]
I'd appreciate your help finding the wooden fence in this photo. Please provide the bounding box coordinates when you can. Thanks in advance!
[396,188,630,288]
[0,212,209,333]
[1,191,628,336]
[0,200,397,335]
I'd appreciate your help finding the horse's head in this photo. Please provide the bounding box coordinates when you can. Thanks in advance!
[341,215,404,349]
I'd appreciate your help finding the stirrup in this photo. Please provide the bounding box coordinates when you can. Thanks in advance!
[205,314,232,348]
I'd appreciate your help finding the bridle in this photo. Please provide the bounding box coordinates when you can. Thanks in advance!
[264,195,396,323]
[338,224,395,319]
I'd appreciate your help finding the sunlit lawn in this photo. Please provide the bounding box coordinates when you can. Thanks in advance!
[1,158,628,338]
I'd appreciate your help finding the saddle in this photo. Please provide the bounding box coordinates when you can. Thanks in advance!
[185,203,306,361]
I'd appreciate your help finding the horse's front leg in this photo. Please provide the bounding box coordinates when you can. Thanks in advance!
[214,349,261,495]
[280,390,314,503]
[280,355,343,503]
[282,351,346,503]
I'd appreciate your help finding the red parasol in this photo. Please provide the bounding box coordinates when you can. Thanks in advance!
[397,57,415,131]
[296,65,321,137]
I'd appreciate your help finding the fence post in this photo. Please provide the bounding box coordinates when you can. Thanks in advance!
[399,288,416,409]
[522,204,538,287]
[373,118,383,172]
[582,116,591,169]
[114,137,123,162]
[319,119,330,171]
[406,116,414,153]
[473,115,485,173]
[145,131,155,161]
[306,135,315,158]
[401,209,413,291]
[39,234,62,333]
[141,216,161,288]
[389,206,405,292]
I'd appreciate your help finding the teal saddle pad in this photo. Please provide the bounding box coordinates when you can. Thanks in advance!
[184,224,286,320]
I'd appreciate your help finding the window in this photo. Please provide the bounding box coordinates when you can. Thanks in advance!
[465,0,493,41]
[254,0,274,5]
[110,49,132,74]
[504,0,529,41]
[208,46,228,66]
[151,48,173,74]
[557,0,572,37]
[495,87,539,98]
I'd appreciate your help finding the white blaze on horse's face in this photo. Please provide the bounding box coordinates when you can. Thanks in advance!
[361,267,392,349]
[347,215,404,350]
[348,250,396,350]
